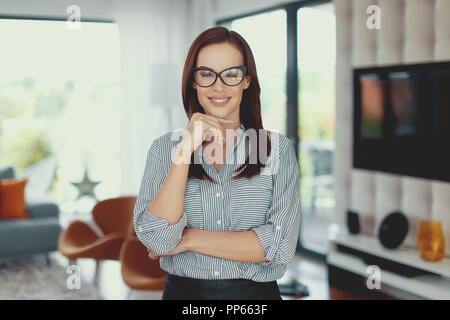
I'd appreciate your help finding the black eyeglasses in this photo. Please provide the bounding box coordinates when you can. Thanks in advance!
[191,66,247,87]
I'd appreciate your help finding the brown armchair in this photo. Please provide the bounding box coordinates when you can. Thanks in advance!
[119,221,167,299]
[57,196,137,264]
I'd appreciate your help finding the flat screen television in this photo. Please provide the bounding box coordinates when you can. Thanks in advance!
[353,61,450,182]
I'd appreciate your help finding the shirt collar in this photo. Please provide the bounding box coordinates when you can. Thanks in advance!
[237,123,245,136]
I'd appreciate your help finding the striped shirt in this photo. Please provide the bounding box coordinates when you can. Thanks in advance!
[134,124,301,282]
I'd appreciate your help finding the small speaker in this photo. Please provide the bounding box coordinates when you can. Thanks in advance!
[347,210,360,234]
[378,211,409,249]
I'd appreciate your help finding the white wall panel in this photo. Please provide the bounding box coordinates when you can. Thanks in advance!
[351,0,377,67]
[376,0,405,65]
[401,0,435,248]
[334,0,353,228]
[335,0,450,256]
[401,177,433,247]
[374,173,402,237]
[431,182,450,255]
[350,170,375,235]
[432,0,450,255]
[434,0,450,60]
[349,0,377,235]
[373,0,404,240]
[403,0,436,62]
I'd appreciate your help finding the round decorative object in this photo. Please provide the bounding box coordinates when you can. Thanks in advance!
[378,211,409,249]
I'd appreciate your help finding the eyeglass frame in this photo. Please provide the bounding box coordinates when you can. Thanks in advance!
[191,66,248,87]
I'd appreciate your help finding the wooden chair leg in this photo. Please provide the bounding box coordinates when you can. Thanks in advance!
[93,259,101,287]
[127,288,133,300]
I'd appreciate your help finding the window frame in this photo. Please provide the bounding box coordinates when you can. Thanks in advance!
[0,14,113,23]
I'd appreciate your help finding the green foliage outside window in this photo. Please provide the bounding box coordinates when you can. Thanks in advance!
[0,126,52,172]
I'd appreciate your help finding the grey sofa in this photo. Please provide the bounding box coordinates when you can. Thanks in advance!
[0,166,61,263]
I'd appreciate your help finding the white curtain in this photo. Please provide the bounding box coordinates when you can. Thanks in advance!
[114,0,217,195]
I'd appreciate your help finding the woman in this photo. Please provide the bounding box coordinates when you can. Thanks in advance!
[134,26,301,300]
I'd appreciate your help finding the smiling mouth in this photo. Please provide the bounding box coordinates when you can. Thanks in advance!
[208,97,231,106]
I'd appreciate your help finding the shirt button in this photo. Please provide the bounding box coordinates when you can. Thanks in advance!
[217,220,221,225]
[138,227,143,232]
[214,271,220,276]
[276,225,282,231]
[216,192,221,197]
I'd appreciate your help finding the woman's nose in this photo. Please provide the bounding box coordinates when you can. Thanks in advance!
[212,76,226,91]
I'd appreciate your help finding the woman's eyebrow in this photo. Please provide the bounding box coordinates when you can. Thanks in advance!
[197,65,236,72]
[197,65,216,71]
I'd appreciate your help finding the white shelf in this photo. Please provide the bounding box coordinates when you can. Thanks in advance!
[327,248,450,300]
[328,231,450,279]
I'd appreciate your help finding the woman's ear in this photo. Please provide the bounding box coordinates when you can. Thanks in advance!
[244,76,251,90]
[193,82,197,90]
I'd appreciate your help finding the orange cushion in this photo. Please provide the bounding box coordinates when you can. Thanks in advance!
[0,178,29,219]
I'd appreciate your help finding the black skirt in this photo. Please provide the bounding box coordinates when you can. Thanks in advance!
[161,274,282,300]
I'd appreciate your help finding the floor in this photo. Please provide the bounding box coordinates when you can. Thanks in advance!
[300,203,334,254]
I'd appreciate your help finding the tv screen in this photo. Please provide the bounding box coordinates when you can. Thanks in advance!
[353,61,450,182]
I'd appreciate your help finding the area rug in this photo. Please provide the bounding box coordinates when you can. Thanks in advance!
[0,255,102,300]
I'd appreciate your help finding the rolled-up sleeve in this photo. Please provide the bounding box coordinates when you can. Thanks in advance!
[252,139,301,267]
[134,139,187,255]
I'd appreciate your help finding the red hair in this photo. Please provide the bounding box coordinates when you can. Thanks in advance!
[181,26,272,183]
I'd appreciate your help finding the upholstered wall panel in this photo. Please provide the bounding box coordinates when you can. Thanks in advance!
[376,0,405,64]
[432,0,450,254]
[374,173,403,239]
[435,0,450,60]
[349,0,377,235]
[373,0,404,239]
[351,0,377,66]
[334,0,450,256]
[432,182,450,254]
[401,0,435,247]
[334,0,353,228]
[403,0,435,62]
[349,170,376,235]
[401,177,433,246]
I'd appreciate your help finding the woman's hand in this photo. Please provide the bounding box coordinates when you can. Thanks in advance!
[182,112,234,155]
[146,228,196,260]
[146,244,186,260]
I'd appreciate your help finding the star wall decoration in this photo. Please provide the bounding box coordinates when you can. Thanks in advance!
[71,168,100,201]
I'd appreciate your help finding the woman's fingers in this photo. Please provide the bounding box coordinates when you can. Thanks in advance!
[148,252,160,260]
[146,248,160,260]
[201,117,227,145]
[200,120,223,145]
[186,112,235,151]
[207,127,224,146]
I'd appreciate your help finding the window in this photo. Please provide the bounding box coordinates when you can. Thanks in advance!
[297,3,336,255]
[0,19,121,204]
[228,10,287,135]
[218,0,335,260]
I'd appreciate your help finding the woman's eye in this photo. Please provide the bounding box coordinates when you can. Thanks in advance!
[224,69,239,77]
[200,71,214,77]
